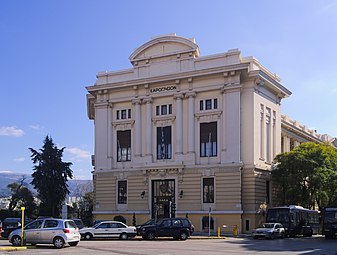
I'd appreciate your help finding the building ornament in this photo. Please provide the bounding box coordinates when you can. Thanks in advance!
[195,110,222,121]
[112,120,135,129]
[152,115,176,126]
[131,98,142,105]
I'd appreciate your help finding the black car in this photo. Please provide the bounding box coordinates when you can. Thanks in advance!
[138,218,194,240]
[136,219,157,235]
[1,218,33,239]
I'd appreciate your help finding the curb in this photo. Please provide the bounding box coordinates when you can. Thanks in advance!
[0,246,27,251]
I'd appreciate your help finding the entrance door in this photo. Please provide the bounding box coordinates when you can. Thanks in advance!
[152,179,175,219]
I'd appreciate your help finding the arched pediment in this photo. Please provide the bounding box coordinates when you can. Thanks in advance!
[129,34,199,64]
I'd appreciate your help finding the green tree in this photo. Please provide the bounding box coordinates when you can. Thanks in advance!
[272,142,337,210]
[7,176,38,218]
[30,135,73,217]
[79,191,94,226]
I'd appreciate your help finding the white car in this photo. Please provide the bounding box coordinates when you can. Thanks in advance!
[252,223,285,239]
[80,221,137,240]
[9,218,80,248]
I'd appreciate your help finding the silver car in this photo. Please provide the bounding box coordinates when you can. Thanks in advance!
[80,221,137,240]
[252,223,285,239]
[9,218,81,248]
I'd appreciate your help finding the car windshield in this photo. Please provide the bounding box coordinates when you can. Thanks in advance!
[262,223,275,228]
[143,219,155,225]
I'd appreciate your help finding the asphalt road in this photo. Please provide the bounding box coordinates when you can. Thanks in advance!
[0,236,336,255]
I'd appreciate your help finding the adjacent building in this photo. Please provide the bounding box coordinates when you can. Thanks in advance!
[86,34,336,233]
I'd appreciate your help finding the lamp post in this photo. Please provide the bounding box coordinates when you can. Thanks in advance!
[20,207,25,246]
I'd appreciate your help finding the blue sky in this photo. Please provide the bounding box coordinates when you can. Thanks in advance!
[1,0,337,180]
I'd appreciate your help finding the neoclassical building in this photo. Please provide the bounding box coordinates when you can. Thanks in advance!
[86,34,336,233]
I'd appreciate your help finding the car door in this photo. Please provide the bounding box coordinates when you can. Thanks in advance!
[108,222,121,237]
[94,222,111,238]
[40,219,59,243]
[171,219,182,237]
[24,220,44,243]
[114,222,128,237]
[157,219,172,237]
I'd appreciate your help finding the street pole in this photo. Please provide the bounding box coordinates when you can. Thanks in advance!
[21,207,25,246]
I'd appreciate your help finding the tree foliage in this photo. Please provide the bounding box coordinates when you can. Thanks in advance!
[30,136,73,217]
[7,176,38,218]
[272,142,337,210]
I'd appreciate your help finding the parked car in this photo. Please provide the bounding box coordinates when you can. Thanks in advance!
[8,218,81,248]
[80,221,137,240]
[1,218,33,239]
[72,219,85,229]
[136,219,157,235]
[252,223,285,239]
[138,218,194,240]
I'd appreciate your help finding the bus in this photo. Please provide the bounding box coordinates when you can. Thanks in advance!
[322,206,337,239]
[266,205,320,237]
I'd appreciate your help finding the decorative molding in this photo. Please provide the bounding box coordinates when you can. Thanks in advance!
[185,91,196,98]
[143,97,153,104]
[152,115,176,125]
[112,120,135,129]
[173,93,184,100]
[131,98,142,105]
[195,110,222,121]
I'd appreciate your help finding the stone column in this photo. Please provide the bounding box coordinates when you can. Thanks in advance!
[186,92,196,154]
[132,98,142,157]
[174,94,184,155]
[144,97,153,157]
[284,136,291,153]
[107,102,113,169]
[94,101,109,170]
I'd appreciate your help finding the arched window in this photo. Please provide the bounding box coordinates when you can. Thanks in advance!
[114,215,126,224]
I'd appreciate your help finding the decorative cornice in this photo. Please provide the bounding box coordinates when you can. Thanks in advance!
[195,110,222,121]
[131,98,142,105]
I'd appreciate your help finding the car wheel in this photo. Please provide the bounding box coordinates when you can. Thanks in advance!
[179,232,188,241]
[69,241,79,246]
[11,235,21,246]
[270,233,275,239]
[253,236,258,239]
[280,232,285,239]
[120,233,128,240]
[84,233,93,240]
[146,231,156,240]
[53,237,65,249]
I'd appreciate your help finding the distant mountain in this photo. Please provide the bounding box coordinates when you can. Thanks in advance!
[0,172,92,197]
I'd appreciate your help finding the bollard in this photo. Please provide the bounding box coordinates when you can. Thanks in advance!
[233,225,238,237]
[217,226,220,238]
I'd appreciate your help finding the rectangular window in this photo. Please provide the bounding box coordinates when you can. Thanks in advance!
[118,180,127,204]
[121,110,127,119]
[200,100,204,111]
[128,109,131,119]
[200,122,217,157]
[116,110,120,120]
[161,105,167,115]
[213,98,218,109]
[156,126,172,159]
[117,130,131,162]
[205,99,212,110]
[168,104,172,114]
[203,178,214,203]
[156,106,160,116]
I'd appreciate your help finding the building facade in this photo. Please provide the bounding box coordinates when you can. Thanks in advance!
[86,34,335,233]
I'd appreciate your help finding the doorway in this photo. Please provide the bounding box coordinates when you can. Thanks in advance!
[152,179,175,219]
